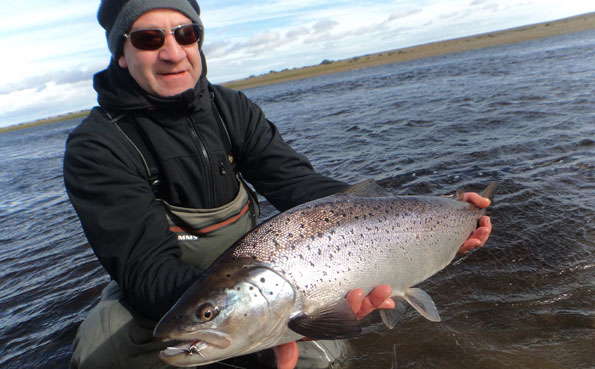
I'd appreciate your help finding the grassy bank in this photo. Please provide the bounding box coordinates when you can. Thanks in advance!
[4,11,593,133]
[0,110,90,134]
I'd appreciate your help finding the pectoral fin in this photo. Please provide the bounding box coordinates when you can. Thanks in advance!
[288,299,362,339]
[403,288,441,322]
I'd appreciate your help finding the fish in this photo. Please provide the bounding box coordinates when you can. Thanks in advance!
[153,180,497,367]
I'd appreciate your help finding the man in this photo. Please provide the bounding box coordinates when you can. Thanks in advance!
[63,1,492,368]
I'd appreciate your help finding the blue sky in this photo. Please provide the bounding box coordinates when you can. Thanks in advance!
[1,0,593,127]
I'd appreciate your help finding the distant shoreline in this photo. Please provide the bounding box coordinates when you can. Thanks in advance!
[222,12,595,90]
[2,11,593,134]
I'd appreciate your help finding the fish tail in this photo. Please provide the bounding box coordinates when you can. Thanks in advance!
[480,181,498,203]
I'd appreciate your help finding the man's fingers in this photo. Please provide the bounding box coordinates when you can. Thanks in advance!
[463,192,491,208]
[349,285,394,320]
[346,288,364,314]
[367,285,393,307]
[458,216,492,254]
[273,341,299,369]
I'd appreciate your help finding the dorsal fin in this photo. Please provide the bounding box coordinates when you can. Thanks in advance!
[341,179,391,197]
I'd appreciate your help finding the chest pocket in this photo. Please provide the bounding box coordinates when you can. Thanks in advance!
[106,102,260,270]
[161,181,256,269]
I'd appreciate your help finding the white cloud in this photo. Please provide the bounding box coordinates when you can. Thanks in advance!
[0,80,96,126]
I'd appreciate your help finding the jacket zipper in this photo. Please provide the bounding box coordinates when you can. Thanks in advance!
[186,117,216,206]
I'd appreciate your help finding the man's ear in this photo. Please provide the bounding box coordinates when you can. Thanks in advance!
[118,54,128,69]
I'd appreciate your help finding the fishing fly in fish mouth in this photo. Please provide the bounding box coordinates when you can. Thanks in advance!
[153,180,496,367]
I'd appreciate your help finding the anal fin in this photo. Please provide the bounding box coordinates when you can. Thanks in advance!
[379,297,408,329]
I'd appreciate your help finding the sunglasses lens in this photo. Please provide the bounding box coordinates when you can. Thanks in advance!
[127,24,201,50]
[130,29,165,50]
[174,24,201,45]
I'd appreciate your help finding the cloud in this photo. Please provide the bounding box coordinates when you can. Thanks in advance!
[312,19,339,33]
[286,26,311,40]
[388,9,422,22]
[0,80,96,126]
[0,64,104,95]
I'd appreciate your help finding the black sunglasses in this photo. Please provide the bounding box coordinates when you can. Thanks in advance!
[123,23,202,51]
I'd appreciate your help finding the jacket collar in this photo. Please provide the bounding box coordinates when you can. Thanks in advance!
[94,57,209,114]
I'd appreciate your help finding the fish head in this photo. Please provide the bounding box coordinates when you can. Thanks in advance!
[154,259,297,366]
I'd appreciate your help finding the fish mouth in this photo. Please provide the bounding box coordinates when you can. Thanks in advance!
[159,330,232,362]
[161,340,210,358]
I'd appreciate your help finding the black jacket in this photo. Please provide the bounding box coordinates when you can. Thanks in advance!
[63,61,348,320]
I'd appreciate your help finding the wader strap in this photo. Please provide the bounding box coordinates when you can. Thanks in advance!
[103,108,161,194]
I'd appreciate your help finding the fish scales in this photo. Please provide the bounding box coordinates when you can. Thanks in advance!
[231,194,481,310]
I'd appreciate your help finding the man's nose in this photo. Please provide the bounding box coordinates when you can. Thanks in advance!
[159,34,186,62]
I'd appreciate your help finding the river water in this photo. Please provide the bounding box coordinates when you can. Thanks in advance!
[1,30,594,368]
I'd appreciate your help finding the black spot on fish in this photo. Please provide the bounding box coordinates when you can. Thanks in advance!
[260,278,266,283]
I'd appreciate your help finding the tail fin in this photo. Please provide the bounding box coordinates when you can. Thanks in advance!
[481,181,498,203]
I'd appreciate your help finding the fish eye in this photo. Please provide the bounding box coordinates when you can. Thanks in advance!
[196,303,219,322]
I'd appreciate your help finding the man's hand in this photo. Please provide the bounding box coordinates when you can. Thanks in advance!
[459,192,492,254]
[273,285,394,368]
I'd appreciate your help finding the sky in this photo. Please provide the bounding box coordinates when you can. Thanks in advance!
[1,0,593,128]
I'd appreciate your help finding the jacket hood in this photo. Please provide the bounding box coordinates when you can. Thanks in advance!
[94,50,209,113]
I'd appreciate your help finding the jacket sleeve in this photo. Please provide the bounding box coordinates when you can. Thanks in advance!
[214,86,350,211]
[63,111,202,320]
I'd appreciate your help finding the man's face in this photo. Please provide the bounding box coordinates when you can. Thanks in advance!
[118,9,202,97]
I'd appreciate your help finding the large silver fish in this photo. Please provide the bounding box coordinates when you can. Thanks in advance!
[153,180,496,367]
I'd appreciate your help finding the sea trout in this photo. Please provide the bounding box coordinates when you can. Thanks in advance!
[153,180,497,366]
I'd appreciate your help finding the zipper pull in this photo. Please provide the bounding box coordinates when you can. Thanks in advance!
[219,160,227,175]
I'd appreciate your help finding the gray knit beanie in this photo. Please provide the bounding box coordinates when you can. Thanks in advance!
[98,0,204,59]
